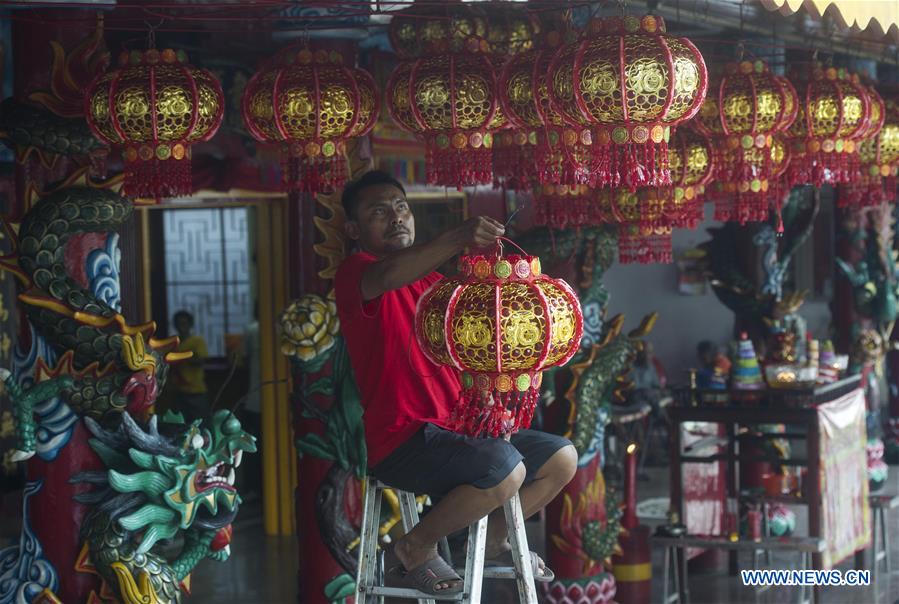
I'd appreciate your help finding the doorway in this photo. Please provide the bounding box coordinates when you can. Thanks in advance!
[132,195,295,537]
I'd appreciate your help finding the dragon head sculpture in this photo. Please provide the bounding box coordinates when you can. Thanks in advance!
[77,410,256,553]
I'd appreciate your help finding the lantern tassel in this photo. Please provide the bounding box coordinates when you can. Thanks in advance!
[125,156,193,199]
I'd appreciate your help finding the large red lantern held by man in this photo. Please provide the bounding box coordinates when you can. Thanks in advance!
[86,48,224,199]
[547,15,708,191]
[241,47,379,195]
[415,241,583,437]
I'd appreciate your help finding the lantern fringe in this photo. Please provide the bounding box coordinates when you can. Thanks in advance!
[590,142,671,191]
[282,151,346,195]
[618,229,672,264]
[426,142,493,189]
[493,141,535,190]
[124,158,192,199]
[535,191,599,230]
[787,152,854,188]
[838,176,897,209]
[452,387,540,437]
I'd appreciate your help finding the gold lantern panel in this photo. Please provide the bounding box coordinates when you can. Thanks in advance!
[786,66,873,187]
[548,15,707,190]
[415,252,583,437]
[386,45,499,188]
[85,48,224,199]
[241,48,378,195]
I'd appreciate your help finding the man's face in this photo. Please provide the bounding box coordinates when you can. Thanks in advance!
[345,184,415,256]
[175,317,191,335]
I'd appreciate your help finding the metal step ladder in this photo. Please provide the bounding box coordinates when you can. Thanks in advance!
[354,476,539,604]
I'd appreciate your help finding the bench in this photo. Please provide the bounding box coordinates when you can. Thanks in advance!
[651,534,826,604]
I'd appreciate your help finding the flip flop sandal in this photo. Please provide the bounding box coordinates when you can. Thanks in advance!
[485,550,555,583]
[384,550,464,596]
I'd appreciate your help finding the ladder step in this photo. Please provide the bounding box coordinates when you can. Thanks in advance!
[455,565,518,580]
[363,585,465,601]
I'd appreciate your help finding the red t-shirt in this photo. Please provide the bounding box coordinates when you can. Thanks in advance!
[334,252,458,466]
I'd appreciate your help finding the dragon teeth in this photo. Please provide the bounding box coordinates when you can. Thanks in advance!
[227,468,235,486]
[233,450,243,468]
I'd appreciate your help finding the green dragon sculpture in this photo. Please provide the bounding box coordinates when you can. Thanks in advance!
[72,410,256,603]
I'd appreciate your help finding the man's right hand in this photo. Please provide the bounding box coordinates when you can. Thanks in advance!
[457,216,506,249]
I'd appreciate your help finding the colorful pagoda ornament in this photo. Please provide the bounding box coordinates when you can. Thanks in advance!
[697,60,796,224]
[415,243,583,436]
[786,65,873,187]
[732,333,764,390]
[241,47,379,195]
[86,48,224,199]
[547,15,707,191]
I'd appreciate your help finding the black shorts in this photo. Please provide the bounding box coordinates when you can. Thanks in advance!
[371,423,573,497]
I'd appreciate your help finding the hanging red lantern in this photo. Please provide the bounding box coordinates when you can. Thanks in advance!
[667,126,715,228]
[241,47,378,195]
[388,2,488,58]
[85,48,224,199]
[697,60,794,224]
[786,65,872,187]
[497,32,594,189]
[386,40,499,188]
[842,86,895,207]
[547,15,707,190]
[415,245,583,436]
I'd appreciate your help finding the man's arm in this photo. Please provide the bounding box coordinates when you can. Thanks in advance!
[360,216,505,302]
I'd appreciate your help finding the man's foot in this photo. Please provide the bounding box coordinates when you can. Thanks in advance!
[391,536,462,592]
[484,542,553,581]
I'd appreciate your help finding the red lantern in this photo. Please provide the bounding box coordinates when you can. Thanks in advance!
[841,85,894,207]
[241,47,378,195]
[697,60,795,224]
[386,42,499,188]
[497,33,594,190]
[415,247,583,436]
[86,48,224,199]
[547,15,707,190]
[667,127,715,228]
[786,65,872,187]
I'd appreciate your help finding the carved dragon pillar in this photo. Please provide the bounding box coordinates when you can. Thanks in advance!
[0,22,256,604]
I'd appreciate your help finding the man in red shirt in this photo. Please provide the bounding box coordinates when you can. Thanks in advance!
[335,171,577,595]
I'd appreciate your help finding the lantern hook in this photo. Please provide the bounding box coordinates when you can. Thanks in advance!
[144,19,164,49]
[616,0,628,17]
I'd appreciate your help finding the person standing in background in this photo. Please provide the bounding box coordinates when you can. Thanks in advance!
[170,310,210,422]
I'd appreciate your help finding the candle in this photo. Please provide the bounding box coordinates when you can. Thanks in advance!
[623,442,638,529]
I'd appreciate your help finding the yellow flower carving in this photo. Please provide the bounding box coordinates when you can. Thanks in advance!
[279,294,341,361]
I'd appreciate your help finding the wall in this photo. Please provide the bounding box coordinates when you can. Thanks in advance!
[602,211,833,385]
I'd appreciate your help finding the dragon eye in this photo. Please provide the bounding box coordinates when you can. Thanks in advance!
[191,434,204,449]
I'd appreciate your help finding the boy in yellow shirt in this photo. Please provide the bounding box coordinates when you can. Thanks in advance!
[171,310,209,421]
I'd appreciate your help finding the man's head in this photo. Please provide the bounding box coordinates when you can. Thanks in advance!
[697,340,717,368]
[635,340,653,367]
[174,311,194,338]
[342,170,414,256]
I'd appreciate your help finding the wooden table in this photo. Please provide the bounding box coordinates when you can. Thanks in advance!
[667,376,864,603]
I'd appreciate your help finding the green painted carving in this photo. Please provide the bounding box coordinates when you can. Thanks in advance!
[72,410,256,602]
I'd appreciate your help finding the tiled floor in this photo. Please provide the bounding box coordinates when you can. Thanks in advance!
[189,470,899,603]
